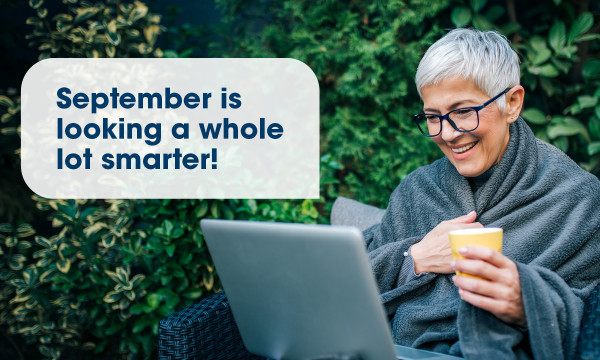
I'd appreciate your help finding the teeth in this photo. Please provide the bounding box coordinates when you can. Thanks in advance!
[451,142,477,153]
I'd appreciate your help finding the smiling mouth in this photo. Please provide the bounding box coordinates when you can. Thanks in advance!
[451,141,478,154]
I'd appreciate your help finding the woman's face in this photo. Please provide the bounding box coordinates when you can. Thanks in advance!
[420,77,517,177]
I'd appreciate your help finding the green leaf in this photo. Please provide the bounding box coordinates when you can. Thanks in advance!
[470,0,487,12]
[56,259,71,273]
[555,45,578,59]
[221,204,234,220]
[165,243,176,257]
[56,203,77,219]
[578,96,598,109]
[0,95,15,108]
[531,48,552,65]
[582,59,600,80]
[36,7,47,19]
[550,58,569,75]
[124,290,136,301]
[147,293,161,309]
[451,7,472,27]
[40,269,56,283]
[163,220,174,237]
[78,206,98,219]
[182,287,204,300]
[11,292,32,303]
[52,14,72,22]
[129,303,152,315]
[130,274,145,288]
[28,0,44,10]
[553,136,570,152]
[16,224,35,237]
[472,14,494,31]
[196,201,209,218]
[17,241,32,250]
[548,21,566,52]
[210,202,219,218]
[34,236,52,249]
[530,36,547,52]
[575,33,600,42]
[104,270,121,283]
[547,116,590,141]
[116,267,129,283]
[23,268,36,286]
[25,17,42,26]
[5,236,18,247]
[589,142,600,156]
[129,3,149,22]
[106,32,121,46]
[528,64,559,77]
[103,291,121,303]
[57,242,68,260]
[500,22,520,36]
[568,12,594,43]
[74,7,98,24]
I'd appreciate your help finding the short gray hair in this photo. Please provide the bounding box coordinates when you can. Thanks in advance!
[415,28,520,112]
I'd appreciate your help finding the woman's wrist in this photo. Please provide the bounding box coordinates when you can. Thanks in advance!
[410,243,426,274]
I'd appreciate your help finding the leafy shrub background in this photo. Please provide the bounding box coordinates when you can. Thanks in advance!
[0,0,598,358]
[216,0,600,206]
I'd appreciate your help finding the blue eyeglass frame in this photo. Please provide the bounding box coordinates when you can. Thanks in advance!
[414,87,512,137]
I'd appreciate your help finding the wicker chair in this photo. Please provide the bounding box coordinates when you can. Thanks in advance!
[158,197,600,359]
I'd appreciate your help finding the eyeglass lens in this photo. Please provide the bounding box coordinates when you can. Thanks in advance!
[416,108,478,136]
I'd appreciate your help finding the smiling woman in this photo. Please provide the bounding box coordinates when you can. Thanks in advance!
[364,28,600,359]
[419,78,523,177]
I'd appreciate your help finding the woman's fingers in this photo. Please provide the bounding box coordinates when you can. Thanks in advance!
[451,248,526,327]
[457,246,514,272]
[452,274,508,299]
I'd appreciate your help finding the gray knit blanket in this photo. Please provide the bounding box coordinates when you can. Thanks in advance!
[364,118,600,359]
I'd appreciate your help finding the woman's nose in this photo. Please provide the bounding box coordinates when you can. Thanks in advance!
[440,120,462,142]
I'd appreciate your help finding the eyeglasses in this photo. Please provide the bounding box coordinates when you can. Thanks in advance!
[413,88,511,137]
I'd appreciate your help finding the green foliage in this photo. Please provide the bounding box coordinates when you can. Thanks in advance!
[1,1,322,356]
[215,0,600,207]
[0,197,321,358]
[448,0,600,175]
[216,0,450,206]
[26,0,164,59]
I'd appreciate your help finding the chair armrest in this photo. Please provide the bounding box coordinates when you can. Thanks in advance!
[158,291,264,360]
[330,197,385,231]
[577,283,600,360]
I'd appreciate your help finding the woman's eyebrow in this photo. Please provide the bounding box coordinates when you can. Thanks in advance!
[423,99,474,113]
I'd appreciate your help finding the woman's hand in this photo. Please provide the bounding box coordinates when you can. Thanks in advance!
[451,246,527,328]
[411,211,482,274]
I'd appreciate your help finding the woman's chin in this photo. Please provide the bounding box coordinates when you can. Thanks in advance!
[452,161,486,177]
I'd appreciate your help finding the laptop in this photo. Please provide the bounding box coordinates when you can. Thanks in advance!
[201,219,462,360]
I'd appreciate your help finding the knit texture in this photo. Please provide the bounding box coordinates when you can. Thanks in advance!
[364,118,600,359]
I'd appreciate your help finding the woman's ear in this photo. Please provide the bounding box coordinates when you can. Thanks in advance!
[506,85,525,124]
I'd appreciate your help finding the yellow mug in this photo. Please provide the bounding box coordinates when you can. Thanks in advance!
[448,227,503,279]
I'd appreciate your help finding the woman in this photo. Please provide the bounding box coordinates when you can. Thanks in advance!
[364,28,600,359]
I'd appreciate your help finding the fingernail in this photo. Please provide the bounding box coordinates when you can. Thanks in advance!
[458,289,464,297]
[467,211,475,215]
[450,260,456,267]
[452,275,456,282]
[458,247,468,254]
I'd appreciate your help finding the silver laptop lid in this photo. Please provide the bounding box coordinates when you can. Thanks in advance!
[201,219,398,360]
